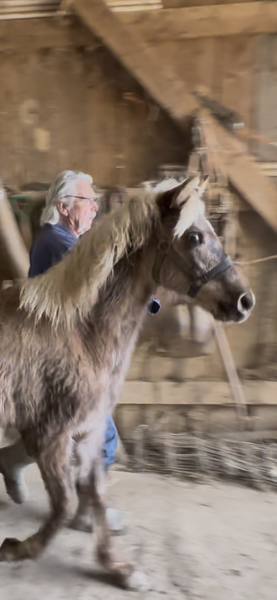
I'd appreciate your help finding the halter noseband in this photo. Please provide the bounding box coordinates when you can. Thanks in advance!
[152,238,232,298]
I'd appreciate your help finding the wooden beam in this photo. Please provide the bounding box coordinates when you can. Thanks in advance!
[1,2,277,52]
[0,17,98,51]
[1,5,275,232]
[70,0,198,125]
[68,1,277,233]
[214,322,247,421]
[120,2,277,41]
[200,112,277,234]
[0,182,29,279]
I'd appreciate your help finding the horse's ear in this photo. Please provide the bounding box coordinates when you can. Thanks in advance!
[169,175,200,209]
[198,175,209,198]
[157,174,207,219]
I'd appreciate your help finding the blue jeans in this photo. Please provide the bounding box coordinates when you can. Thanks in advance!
[103,415,118,470]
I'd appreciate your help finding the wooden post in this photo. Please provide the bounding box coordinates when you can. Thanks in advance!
[214,321,247,421]
[0,181,29,280]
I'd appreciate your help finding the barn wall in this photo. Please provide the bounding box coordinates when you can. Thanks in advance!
[0,44,186,189]
[1,20,276,182]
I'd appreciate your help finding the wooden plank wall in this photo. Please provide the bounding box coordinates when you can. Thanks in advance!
[1,20,277,185]
[0,44,186,189]
[254,35,277,161]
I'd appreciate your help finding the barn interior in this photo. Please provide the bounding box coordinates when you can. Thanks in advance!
[0,1,277,598]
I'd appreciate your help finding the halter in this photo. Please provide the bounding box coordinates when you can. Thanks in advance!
[152,237,232,299]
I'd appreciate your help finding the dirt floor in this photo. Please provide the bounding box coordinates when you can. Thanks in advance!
[0,464,276,599]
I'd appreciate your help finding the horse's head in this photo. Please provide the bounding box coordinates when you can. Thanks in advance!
[154,175,255,323]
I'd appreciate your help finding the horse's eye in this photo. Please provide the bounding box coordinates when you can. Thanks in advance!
[187,232,202,248]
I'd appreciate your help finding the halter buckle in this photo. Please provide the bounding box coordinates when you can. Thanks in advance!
[158,239,170,253]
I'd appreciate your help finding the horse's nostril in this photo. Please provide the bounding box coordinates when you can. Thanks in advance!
[238,292,254,314]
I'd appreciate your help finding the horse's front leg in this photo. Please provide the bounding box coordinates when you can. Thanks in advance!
[0,432,76,562]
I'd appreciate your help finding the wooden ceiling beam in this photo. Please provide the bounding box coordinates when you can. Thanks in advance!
[1,3,277,232]
[200,112,277,234]
[69,0,277,234]
[120,2,277,41]
[1,2,277,52]
[0,17,100,51]
[70,0,198,126]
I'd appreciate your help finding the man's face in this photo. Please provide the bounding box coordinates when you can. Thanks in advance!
[58,179,98,236]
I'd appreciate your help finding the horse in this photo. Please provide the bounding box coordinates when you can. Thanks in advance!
[0,175,254,588]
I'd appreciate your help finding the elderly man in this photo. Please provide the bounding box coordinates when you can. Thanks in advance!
[0,170,122,533]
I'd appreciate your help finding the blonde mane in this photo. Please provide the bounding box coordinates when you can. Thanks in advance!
[20,190,158,329]
[20,178,203,329]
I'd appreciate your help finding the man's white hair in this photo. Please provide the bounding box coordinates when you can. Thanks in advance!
[40,170,93,226]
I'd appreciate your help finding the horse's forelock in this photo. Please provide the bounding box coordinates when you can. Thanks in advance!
[174,198,205,239]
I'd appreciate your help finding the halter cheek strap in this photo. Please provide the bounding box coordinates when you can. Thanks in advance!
[152,239,232,298]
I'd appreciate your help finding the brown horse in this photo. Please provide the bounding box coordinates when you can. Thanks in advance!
[0,175,254,588]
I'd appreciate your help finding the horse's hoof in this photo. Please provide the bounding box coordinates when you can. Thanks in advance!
[124,569,149,591]
[109,562,148,591]
[0,536,41,561]
[0,537,20,561]
[97,548,148,589]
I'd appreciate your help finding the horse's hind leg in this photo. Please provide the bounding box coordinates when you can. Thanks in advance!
[0,434,76,562]
[70,483,92,533]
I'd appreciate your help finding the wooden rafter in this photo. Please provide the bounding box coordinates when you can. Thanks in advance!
[120,2,277,41]
[200,112,277,233]
[3,1,275,234]
[1,2,277,51]
[70,0,198,124]
[0,182,29,280]
[69,0,277,234]
[0,17,97,51]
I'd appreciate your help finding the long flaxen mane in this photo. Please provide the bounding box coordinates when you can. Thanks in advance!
[20,189,158,329]
[20,178,203,329]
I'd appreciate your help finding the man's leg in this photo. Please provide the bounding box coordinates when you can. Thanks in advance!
[0,438,34,504]
[103,414,118,471]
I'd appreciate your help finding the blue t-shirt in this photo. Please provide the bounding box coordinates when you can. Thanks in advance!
[28,223,77,278]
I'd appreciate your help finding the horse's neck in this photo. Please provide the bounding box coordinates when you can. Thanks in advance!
[84,244,156,373]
